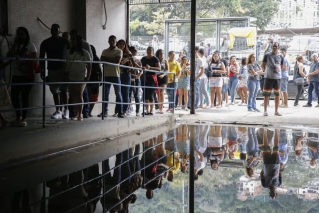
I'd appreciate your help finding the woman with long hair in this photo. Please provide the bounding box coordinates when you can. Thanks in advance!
[7,27,37,127]
[67,34,91,121]
[228,55,240,105]
[140,47,161,115]
[87,45,102,117]
[237,57,248,105]
[155,49,168,114]
[293,56,307,106]
[114,39,133,116]
[247,53,263,112]
[176,56,190,110]
[208,52,226,108]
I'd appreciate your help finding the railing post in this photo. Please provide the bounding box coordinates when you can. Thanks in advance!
[42,182,47,213]
[142,70,146,117]
[42,71,46,128]
[102,64,105,120]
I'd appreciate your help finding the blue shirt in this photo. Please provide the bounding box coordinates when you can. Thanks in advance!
[279,143,288,164]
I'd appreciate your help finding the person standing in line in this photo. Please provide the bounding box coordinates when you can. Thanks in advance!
[187,46,200,109]
[129,46,143,116]
[261,42,285,116]
[166,51,181,112]
[155,49,168,114]
[7,27,37,127]
[279,48,290,108]
[264,37,274,55]
[113,39,133,117]
[62,32,70,42]
[303,53,319,108]
[69,30,93,119]
[66,35,91,121]
[228,55,240,105]
[237,57,248,106]
[99,35,124,118]
[293,56,307,107]
[176,56,190,111]
[40,24,70,119]
[197,48,210,109]
[87,45,102,117]
[140,47,161,115]
[247,53,263,112]
[151,35,159,53]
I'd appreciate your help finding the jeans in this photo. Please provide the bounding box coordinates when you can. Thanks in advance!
[188,79,200,107]
[129,79,141,113]
[307,81,319,106]
[103,76,123,114]
[199,78,210,106]
[247,127,259,156]
[294,84,304,105]
[166,82,177,109]
[11,76,33,120]
[82,85,90,114]
[229,76,238,103]
[103,152,123,184]
[247,80,259,110]
[120,73,131,113]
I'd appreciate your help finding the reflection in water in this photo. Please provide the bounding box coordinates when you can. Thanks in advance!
[2,125,319,212]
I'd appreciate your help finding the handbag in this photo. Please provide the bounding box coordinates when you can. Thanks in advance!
[294,78,304,86]
[0,80,11,106]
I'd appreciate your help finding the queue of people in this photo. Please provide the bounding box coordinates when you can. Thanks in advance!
[2,25,319,128]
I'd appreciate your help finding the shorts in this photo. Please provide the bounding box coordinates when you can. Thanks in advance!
[157,74,168,86]
[87,84,100,102]
[178,77,190,90]
[68,82,86,96]
[209,77,223,88]
[48,69,63,94]
[280,78,288,92]
[222,84,228,94]
[208,136,222,147]
[262,78,281,96]
[262,145,280,164]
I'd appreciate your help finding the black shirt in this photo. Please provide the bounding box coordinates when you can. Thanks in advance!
[141,56,160,75]
[40,36,70,70]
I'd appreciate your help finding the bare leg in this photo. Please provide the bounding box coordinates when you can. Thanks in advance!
[264,96,269,112]
[145,100,149,113]
[216,87,222,106]
[53,93,60,112]
[243,87,248,104]
[238,87,244,103]
[210,87,216,107]
[178,88,183,107]
[60,91,69,110]
[149,101,154,113]
[274,129,279,147]
[283,92,288,106]
[89,103,95,115]
[274,96,280,113]
[183,90,188,107]
[263,128,268,146]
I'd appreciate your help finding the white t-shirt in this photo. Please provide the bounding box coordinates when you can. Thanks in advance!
[195,56,208,79]
[65,49,91,81]
[12,42,37,76]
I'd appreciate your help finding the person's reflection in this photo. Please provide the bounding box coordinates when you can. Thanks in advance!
[176,124,190,173]
[279,129,289,167]
[243,127,261,178]
[194,125,209,180]
[226,126,239,159]
[208,125,225,170]
[238,126,248,159]
[305,132,319,168]
[165,129,180,182]
[141,137,168,200]
[293,130,306,157]
[260,128,283,200]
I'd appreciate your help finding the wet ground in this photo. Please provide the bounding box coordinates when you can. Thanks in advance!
[1,123,319,213]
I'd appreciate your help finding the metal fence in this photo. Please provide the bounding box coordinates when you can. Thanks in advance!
[128,0,191,5]
[0,57,176,128]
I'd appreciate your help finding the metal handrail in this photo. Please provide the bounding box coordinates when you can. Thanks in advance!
[0,57,177,125]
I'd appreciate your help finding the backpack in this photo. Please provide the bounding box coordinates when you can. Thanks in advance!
[205,66,213,78]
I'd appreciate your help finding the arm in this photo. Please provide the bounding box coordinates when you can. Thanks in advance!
[195,66,204,79]
[195,150,204,162]
[101,55,121,64]
[85,63,92,81]
[218,63,226,74]
[281,57,286,71]
[39,42,46,73]
[298,64,306,77]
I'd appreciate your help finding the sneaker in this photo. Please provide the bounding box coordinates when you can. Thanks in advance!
[184,107,189,111]
[83,113,89,118]
[62,110,69,119]
[254,108,261,112]
[136,113,140,116]
[315,104,319,108]
[175,106,182,110]
[97,112,108,117]
[51,111,62,119]
[112,113,118,117]
[303,104,312,107]
[118,113,125,118]
[248,108,255,112]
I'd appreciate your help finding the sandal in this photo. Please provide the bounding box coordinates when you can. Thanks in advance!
[216,105,221,108]
[263,112,268,116]
[78,117,83,121]
[17,121,27,127]
[148,113,154,116]
[274,112,282,116]
[71,117,78,120]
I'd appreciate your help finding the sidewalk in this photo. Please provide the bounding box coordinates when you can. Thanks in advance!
[174,99,319,127]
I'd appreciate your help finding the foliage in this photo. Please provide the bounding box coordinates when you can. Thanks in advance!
[129,0,279,36]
